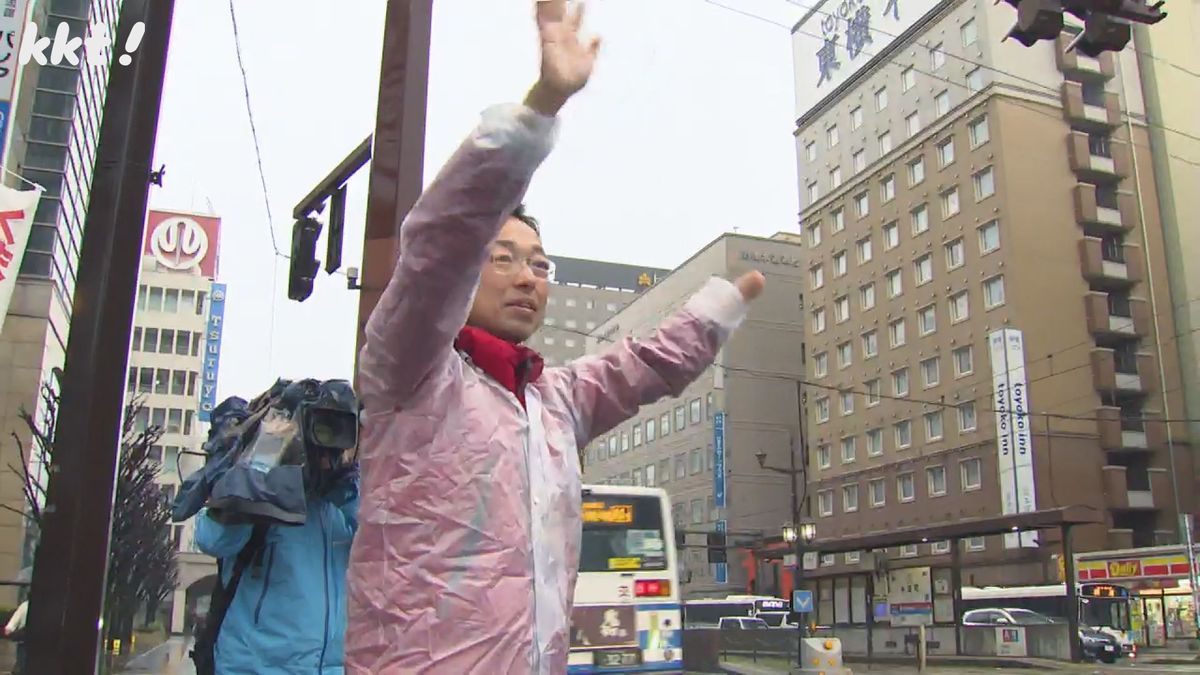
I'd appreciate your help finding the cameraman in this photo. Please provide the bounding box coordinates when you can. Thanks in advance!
[194,452,358,674]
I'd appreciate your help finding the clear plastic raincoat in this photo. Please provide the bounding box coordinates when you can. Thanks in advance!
[346,103,749,673]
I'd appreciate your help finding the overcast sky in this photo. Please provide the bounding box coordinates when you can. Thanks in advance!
[150,0,804,401]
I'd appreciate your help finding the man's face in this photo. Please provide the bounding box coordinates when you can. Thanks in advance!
[467,217,551,343]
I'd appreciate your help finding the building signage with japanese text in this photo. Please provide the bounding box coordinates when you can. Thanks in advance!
[0,185,40,328]
[0,0,30,164]
[739,251,802,268]
[713,412,727,508]
[989,329,1038,549]
[791,0,943,119]
[198,282,227,422]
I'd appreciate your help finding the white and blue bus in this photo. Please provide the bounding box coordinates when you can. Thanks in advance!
[568,486,683,673]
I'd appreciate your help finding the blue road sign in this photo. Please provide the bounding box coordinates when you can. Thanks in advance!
[713,412,726,508]
[792,590,814,613]
[715,519,728,583]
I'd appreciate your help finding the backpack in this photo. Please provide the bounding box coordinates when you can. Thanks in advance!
[190,524,268,675]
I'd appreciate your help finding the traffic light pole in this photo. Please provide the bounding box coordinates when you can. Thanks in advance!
[355,0,433,367]
[24,1,176,671]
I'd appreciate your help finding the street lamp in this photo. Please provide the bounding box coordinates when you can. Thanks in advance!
[756,447,815,666]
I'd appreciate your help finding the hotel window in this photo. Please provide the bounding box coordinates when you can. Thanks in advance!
[816,397,831,423]
[853,149,866,173]
[945,238,965,270]
[690,398,702,424]
[808,182,820,204]
[840,390,855,416]
[565,319,577,329]
[837,341,853,369]
[659,458,671,482]
[912,204,929,234]
[622,432,630,452]
[883,221,899,249]
[865,379,882,407]
[827,125,840,148]
[810,263,825,290]
[818,443,832,469]
[831,166,843,189]
[915,254,934,286]
[918,304,937,335]
[928,465,948,496]
[834,294,850,322]
[875,87,889,110]
[833,251,848,277]
[893,368,910,396]
[814,351,829,378]
[832,208,845,232]
[930,43,945,70]
[886,269,903,298]
[809,222,823,247]
[895,420,913,449]
[953,345,974,377]
[862,330,878,358]
[676,453,688,479]
[979,220,1001,253]
[675,405,686,431]
[869,478,886,507]
[818,490,834,516]
[843,484,859,512]
[565,298,577,307]
[851,105,863,130]
[841,436,857,463]
[902,66,916,91]
[806,140,817,161]
[974,166,996,200]
[880,174,896,202]
[812,307,827,333]
[921,357,941,387]
[969,116,990,147]
[661,412,671,437]
[898,473,916,502]
[937,137,956,166]
[646,417,657,442]
[932,540,952,555]
[983,275,1007,308]
[967,68,984,93]
[879,131,893,154]
[924,410,944,441]
[857,236,873,263]
[908,156,926,185]
[889,318,907,347]
[941,187,960,218]
[959,402,978,432]
[854,191,869,217]
[906,111,921,137]
[633,423,643,447]
[961,18,977,46]
[935,90,951,117]
[645,463,656,487]
[867,428,883,456]
[966,537,986,552]
[691,448,704,474]
[961,458,983,490]
[950,292,970,323]
[860,282,876,310]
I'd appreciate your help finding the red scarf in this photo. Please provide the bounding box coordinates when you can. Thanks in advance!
[454,326,545,409]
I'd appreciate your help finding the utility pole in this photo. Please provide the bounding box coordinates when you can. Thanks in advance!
[24,0,176,672]
[355,0,433,363]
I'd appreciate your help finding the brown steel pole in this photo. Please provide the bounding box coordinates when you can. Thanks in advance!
[23,0,176,671]
[355,0,433,365]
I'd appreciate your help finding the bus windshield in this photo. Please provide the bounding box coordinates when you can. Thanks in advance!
[1081,597,1131,631]
[579,494,667,573]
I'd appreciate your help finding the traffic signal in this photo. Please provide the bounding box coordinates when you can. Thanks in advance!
[288,217,322,302]
[1002,0,1166,54]
[707,531,727,564]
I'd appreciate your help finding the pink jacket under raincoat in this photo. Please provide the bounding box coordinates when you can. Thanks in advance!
[346,103,749,673]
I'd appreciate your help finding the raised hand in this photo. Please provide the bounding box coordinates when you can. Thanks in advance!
[525,0,602,116]
[735,271,766,303]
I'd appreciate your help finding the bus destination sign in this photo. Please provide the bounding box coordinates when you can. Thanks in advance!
[583,502,633,525]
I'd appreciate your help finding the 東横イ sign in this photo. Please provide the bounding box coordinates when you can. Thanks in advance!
[198,283,227,422]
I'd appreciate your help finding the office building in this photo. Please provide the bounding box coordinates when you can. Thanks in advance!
[787,0,1190,627]
[581,233,805,598]
[125,209,224,633]
[0,0,123,603]
[531,255,669,366]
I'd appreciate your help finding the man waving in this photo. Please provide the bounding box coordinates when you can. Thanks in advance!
[345,1,765,672]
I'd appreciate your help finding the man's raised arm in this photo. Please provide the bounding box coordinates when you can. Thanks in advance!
[357,0,600,410]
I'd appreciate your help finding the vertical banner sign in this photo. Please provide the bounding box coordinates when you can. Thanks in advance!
[989,329,1038,548]
[0,185,41,326]
[713,411,727,508]
[199,283,227,422]
[715,519,728,584]
[1182,514,1200,635]
[0,0,29,164]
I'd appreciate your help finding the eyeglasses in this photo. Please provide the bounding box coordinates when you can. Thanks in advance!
[489,251,553,279]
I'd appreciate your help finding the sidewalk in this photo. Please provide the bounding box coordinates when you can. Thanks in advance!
[118,636,194,675]
[721,654,1074,674]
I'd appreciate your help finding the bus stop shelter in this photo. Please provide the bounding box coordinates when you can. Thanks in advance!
[750,505,1105,662]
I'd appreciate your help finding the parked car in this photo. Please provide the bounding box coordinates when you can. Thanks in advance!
[718,616,770,630]
[962,607,1121,664]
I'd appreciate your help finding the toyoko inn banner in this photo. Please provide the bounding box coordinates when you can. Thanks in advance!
[988,329,1038,549]
[0,184,41,327]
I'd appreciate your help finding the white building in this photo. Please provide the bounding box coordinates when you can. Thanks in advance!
[125,209,225,634]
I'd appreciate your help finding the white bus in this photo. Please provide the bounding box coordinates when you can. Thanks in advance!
[568,486,683,673]
[960,583,1135,655]
[682,595,792,628]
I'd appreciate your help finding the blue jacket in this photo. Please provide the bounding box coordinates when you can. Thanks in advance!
[195,484,357,675]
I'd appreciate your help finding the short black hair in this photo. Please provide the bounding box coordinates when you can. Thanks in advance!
[511,204,540,235]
